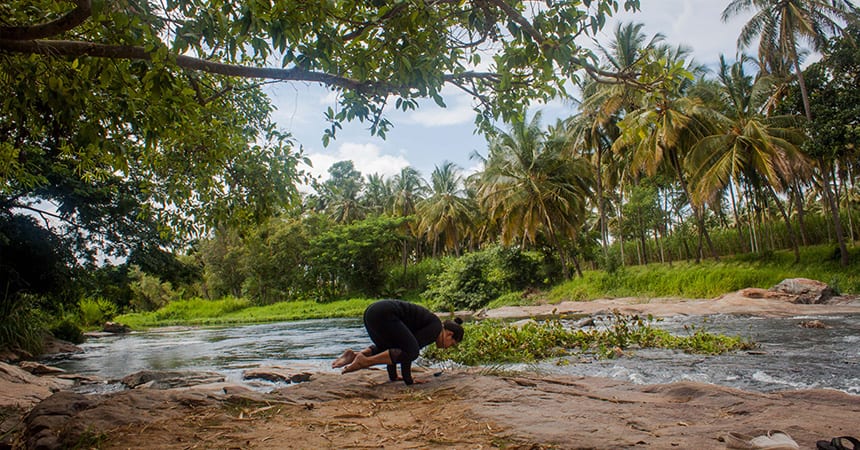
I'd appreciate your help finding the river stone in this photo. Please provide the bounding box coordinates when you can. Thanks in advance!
[102,322,131,333]
[18,362,65,376]
[770,278,836,304]
[121,370,225,389]
[243,366,313,384]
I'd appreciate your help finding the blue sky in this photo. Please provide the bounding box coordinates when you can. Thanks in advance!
[266,0,756,186]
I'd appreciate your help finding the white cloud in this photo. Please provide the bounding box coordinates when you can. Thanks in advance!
[399,90,477,127]
[305,142,411,182]
[604,0,752,68]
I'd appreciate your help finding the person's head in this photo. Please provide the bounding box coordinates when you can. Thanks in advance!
[436,317,464,349]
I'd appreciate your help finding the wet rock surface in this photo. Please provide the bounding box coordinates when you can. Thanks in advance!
[12,369,859,449]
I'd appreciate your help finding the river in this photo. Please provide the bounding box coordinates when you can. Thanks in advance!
[45,313,860,394]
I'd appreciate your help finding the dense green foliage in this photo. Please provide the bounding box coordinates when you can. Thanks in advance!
[424,245,544,311]
[422,314,755,365]
[107,245,858,332]
[2,1,860,356]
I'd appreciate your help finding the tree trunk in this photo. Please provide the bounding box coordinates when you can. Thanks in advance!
[766,184,800,263]
[617,191,626,267]
[729,179,746,252]
[571,253,584,278]
[793,54,813,122]
[638,212,649,265]
[791,180,809,246]
[596,147,609,260]
[820,158,849,266]
[671,153,718,262]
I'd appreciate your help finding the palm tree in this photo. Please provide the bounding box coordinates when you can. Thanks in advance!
[390,166,428,270]
[477,112,594,279]
[416,162,475,256]
[362,173,393,215]
[722,0,855,120]
[573,22,666,264]
[613,44,721,262]
[318,161,365,223]
[723,0,856,265]
[687,55,810,261]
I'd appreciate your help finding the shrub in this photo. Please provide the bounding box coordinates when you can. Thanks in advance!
[383,257,446,299]
[50,317,84,345]
[424,245,542,311]
[128,265,177,312]
[79,297,118,328]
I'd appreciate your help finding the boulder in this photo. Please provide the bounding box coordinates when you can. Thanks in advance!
[770,278,837,304]
[102,322,131,334]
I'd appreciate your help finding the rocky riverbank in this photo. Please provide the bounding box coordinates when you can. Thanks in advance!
[2,282,859,449]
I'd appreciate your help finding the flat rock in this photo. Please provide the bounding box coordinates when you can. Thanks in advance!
[120,370,225,389]
[243,366,313,384]
[0,362,73,409]
[18,362,66,376]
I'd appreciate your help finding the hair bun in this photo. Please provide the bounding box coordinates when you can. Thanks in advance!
[454,317,463,324]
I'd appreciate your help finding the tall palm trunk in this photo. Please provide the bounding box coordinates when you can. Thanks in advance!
[791,180,809,245]
[729,179,746,251]
[765,184,800,262]
[820,158,850,266]
[670,152,718,262]
[596,146,609,259]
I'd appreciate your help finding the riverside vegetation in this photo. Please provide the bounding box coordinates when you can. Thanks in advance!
[3,2,859,367]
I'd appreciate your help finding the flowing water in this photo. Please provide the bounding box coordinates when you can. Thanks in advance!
[44,314,860,394]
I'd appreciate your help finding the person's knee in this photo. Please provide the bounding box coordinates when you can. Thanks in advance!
[389,347,418,363]
[401,347,419,362]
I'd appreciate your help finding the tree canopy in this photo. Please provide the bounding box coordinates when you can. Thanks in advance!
[0,0,641,260]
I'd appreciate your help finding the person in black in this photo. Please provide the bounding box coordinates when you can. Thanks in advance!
[332,299,464,385]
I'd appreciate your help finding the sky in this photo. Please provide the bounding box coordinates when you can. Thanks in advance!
[265,0,757,186]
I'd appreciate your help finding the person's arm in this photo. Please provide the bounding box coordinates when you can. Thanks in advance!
[386,364,398,381]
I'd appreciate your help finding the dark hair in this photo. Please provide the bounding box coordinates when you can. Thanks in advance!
[443,317,464,342]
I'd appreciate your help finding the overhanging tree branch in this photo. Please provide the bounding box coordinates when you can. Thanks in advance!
[0,0,91,40]
[0,38,503,96]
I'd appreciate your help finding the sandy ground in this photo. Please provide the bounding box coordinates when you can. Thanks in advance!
[5,293,860,449]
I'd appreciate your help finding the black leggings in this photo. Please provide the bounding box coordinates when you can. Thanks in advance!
[363,301,419,383]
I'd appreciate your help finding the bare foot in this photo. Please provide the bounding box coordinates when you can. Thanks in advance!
[341,353,369,374]
[332,349,356,369]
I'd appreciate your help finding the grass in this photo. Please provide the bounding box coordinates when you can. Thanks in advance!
[547,244,860,303]
[115,297,378,329]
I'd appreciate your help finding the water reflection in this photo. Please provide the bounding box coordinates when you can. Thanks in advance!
[46,314,859,394]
